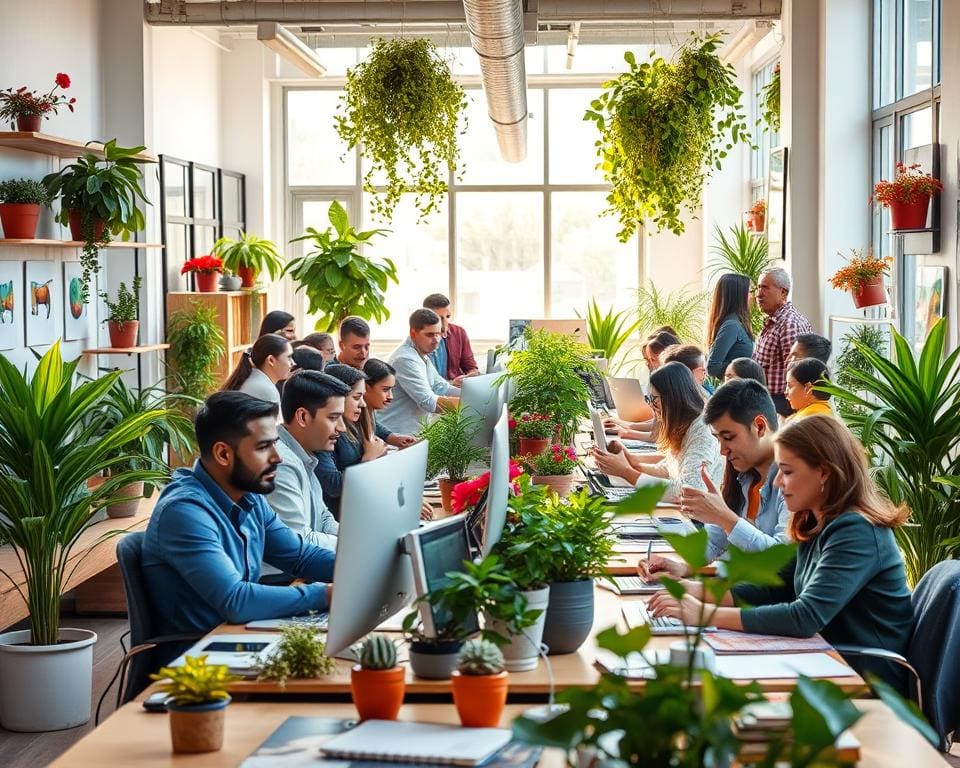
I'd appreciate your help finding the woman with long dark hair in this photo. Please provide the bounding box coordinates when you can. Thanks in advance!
[590,362,723,502]
[258,310,297,340]
[222,333,293,407]
[705,273,755,378]
[361,358,417,449]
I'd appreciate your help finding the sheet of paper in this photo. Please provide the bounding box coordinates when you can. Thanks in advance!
[715,652,852,680]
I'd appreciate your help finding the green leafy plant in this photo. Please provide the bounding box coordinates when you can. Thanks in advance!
[151,655,239,706]
[820,319,960,586]
[258,622,336,686]
[457,638,505,676]
[285,201,396,332]
[166,301,225,406]
[524,444,580,477]
[0,177,52,205]
[530,486,616,583]
[578,299,642,374]
[42,140,151,304]
[492,475,560,590]
[359,634,398,670]
[418,406,487,481]
[100,276,141,325]
[336,37,467,223]
[833,325,887,423]
[706,224,773,334]
[212,231,284,282]
[0,342,165,646]
[636,282,707,343]
[584,33,752,239]
[759,62,780,133]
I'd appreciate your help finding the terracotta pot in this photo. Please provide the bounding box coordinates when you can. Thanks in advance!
[106,480,144,519]
[437,477,460,514]
[851,277,887,309]
[166,697,230,754]
[107,319,139,349]
[532,474,577,497]
[194,271,220,293]
[889,197,930,230]
[237,265,258,288]
[0,203,41,239]
[451,670,508,727]
[751,212,765,232]
[68,211,107,242]
[16,114,42,132]
[518,437,550,457]
[350,665,405,721]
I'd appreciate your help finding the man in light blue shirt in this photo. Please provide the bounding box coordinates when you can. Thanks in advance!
[379,308,461,436]
[142,392,336,640]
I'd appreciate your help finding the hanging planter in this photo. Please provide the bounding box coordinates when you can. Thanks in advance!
[829,249,891,310]
[888,198,930,230]
[336,37,468,223]
[874,162,942,231]
[850,277,887,309]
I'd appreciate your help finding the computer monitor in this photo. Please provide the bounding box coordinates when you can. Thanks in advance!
[403,515,480,639]
[530,318,589,345]
[590,408,609,453]
[482,405,511,556]
[485,348,504,374]
[608,377,651,422]
[460,372,503,447]
[325,440,427,657]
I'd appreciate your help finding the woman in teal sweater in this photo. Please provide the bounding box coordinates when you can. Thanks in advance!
[648,414,912,690]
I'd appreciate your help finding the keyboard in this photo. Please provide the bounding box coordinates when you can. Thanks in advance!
[621,602,715,635]
[611,575,664,594]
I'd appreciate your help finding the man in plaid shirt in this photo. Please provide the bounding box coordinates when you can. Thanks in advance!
[753,267,813,416]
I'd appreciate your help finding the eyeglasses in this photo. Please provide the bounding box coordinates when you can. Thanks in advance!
[644,394,661,407]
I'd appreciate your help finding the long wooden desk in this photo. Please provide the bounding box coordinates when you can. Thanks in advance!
[50,700,950,768]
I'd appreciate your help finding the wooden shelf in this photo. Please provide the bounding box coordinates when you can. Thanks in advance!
[0,238,163,248]
[0,131,156,161]
[81,344,170,355]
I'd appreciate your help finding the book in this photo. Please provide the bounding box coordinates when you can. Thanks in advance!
[703,631,833,655]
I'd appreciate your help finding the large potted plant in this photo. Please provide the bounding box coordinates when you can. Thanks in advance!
[585,33,751,239]
[0,342,164,732]
[42,139,150,304]
[285,201,396,332]
[0,177,52,239]
[336,37,467,223]
[100,276,141,349]
[181,255,223,293]
[0,72,75,131]
[828,249,892,309]
[874,162,943,230]
[417,406,487,513]
[212,231,284,288]
[579,299,641,375]
[166,301,226,408]
[636,282,708,343]
[150,655,238,754]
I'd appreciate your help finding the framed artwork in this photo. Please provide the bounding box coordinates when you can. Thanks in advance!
[0,261,24,351]
[914,265,946,351]
[63,261,91,342]
[766,146,788,260]
[25,260,61,348]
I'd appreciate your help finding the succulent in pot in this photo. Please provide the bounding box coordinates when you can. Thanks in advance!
[451,638,508,727]
[350,635,404,720]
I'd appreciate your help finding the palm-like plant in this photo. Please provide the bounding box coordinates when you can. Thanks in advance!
[579,299,641,375]
[418,406,487,482]
[819,319,960,586]
[0,342,166,645]
[707,224,774,335]
[636,282,707,343]
[212,231,284,283]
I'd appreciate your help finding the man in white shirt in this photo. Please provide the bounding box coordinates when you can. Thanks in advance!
[379,309,461,436]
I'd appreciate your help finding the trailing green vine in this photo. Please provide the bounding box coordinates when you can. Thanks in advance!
[335,37,467,223]
[760,62,781,133]
[585,32,752,239]
[166,302,225,406]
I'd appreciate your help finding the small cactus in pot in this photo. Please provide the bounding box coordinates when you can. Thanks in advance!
[350,634,405,720]
[451,638,509,727]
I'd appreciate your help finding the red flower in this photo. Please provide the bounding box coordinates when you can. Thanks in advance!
[181,254,224,275]
[55,73,71,89]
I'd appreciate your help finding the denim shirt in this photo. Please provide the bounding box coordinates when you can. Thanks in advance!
[141,460,336,636]
[706,461,790,561]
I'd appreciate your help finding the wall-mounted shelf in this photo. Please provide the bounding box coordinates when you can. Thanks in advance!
[0,238,163,249]
[82,344,170,356]
[0,131,156,161]
[891,228,939,256]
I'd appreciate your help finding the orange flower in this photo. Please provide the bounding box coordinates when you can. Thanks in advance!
[829,249,892,292]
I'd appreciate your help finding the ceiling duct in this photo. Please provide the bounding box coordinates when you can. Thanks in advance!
[462,0,528,163]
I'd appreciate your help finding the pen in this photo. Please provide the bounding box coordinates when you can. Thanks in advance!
[646,538,653,562]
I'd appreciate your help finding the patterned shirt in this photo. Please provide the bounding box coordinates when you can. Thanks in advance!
[752,302,813,395]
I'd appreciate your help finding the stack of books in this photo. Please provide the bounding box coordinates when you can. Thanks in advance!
[733,700,860,763]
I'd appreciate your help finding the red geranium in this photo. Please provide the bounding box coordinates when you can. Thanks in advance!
[0,73,75,126]
[451,460,524,514]
[181,255,224,275]
[55,73,71,89]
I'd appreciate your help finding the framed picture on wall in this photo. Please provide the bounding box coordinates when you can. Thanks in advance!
[25,260,61,348]
[0,261,24,351]
[914,265,946,352]
[766,146,788,260]
[63,261,91,342]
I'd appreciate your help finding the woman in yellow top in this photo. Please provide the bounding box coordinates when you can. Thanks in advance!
[784,357,834,420]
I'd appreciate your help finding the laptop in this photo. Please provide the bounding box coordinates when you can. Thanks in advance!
[607,377,649,422]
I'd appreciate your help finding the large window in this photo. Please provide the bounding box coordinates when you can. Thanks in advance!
[750,60,780,204]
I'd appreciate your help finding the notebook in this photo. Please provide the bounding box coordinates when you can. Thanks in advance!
[703,631,833,655]
[320,720,513,766]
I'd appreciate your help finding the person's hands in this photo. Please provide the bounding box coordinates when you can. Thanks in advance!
[362,435,388,461]
[420,501,435,521]
[452,375,464,387]
[680,464,738,529]
[603,417,627,429]
[388,433,417,448]
[647,591,706,625]
[590,444,632,480]
[637,554,687,581]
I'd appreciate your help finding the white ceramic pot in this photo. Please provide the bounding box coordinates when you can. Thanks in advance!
[0,628,97,732]
[487,585,550,672]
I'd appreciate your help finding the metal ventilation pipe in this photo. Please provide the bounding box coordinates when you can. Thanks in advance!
[462,0,527,163]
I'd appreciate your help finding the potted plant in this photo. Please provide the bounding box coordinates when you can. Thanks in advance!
[0,72,75,131]
[336,37,467,223]
[833,324,887,423]
[636,282,708,344]
[828,248,892,309]
[150,655,239,754]
[579,299,642,375]
[417,406,487,513]
[451,639,508,728]
[212,231,284,288]
[285,201,396,332]
[524,444,580,497]
[513,413,555,457]
[181,254,223,293]
[747,199,766,232]
[100,275,141,349]
[874,161,943,230]
[0,342,164,732]
[585,33,751,238]
[759,61,781,133]
[219,271,242,291]
[166,301,226,409]
[42,139,150,304]
[350,635,404,721]
[258,622,336,687]
[0,178,52,239]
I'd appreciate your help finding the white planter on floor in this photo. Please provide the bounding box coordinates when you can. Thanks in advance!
[0,628,98,732]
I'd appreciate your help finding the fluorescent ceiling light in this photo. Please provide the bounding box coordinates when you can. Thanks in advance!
[257,22,326,78]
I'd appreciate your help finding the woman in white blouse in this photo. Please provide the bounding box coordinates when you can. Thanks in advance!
[590,361,723,502]
[222,333,294,408]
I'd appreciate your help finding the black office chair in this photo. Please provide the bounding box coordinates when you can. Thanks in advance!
[834,559,960,752]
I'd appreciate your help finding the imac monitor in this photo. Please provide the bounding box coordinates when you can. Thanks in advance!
[481,405,511,556]
[460,372,503,447]
[325,440,427,657]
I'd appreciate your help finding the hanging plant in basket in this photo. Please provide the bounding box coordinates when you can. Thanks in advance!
[759,62,781,133]
[335,37,468,223]
[585,32,752,239]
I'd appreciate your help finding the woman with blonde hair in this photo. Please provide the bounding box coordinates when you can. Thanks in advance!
[648,415,912,690]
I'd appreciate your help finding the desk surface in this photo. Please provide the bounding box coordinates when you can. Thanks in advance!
[50,700,949,768]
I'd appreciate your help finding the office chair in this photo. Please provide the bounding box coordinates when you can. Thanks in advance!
[834,559,960,752]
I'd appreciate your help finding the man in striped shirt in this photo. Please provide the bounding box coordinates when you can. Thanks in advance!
[752,267,813,416]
